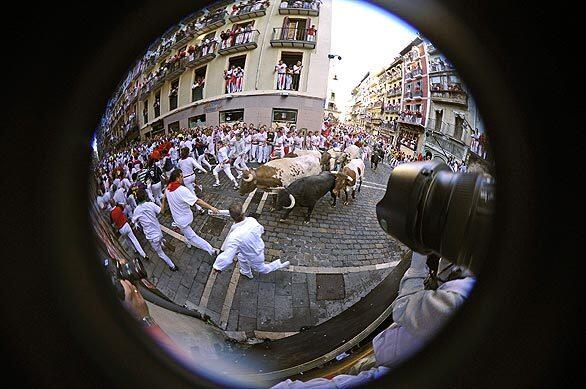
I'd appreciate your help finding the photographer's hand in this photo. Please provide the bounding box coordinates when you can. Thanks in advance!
[120,279,149,320]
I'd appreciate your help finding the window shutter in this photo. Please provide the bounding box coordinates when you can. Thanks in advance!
[281,16,289,40]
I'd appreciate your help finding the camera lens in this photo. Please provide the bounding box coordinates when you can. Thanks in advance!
[376,160,495,273]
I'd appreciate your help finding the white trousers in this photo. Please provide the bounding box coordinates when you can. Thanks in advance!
[250,144,259,160]
[261,145,272,162]
[213,163,237,184]
[148,235,175,267]
[150,182,163,206]
[237,254,285,277]
[119,223,146,258]
[180,225,215,255]
[197,154,212,170]
[183,174,196,193]
[233,155,248,175]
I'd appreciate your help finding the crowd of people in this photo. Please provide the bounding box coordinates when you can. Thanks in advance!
[219,23,256,49]
[230,0,270,15]
[279,0,321,11]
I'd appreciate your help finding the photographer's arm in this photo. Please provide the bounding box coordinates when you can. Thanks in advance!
[391,252,469,336]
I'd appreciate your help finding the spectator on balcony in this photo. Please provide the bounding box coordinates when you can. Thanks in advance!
[275,60,287,90]
[234,66,244,92]
[306,25,317,41]
[220,30,229,49]
[285,66,293,91]
[234,26,244,45]
[280,0,288,8]
[243,23,253,44]
[292,60,302,91]
[293,0,303,8]
[224,67,234,94]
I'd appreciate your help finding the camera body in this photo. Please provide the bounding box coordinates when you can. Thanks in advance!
[103,257,147,299]
[376,160,495,274]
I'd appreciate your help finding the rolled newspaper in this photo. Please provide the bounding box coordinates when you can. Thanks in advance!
[208,209,230,216]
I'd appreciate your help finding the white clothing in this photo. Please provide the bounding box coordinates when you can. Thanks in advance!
[119,222,146,258]
[131,202,163,241]
[213,217,286,276]
[165,185,197,228]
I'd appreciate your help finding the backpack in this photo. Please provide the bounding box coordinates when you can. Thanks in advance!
[163,157,173,172]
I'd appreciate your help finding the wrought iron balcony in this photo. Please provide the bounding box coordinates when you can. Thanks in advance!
[184,45,217,68]
[170,31,193,50]
[429,63,455,74]
[218,30,259,55]
[398,113,424,127]
[143,57,156,73]
[163,60,186,82]
[430,89,468,106]
[278,0,321,16]
[228,4,268,22]
[271,28,317,49]
[194,11,227,36]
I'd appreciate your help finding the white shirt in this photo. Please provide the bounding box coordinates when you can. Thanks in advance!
[131,202,163,240]
[177,157,199,176]
[113,187,127,205]
[165,185,198,228]
[213,217,265,271]
[217,146,230,164]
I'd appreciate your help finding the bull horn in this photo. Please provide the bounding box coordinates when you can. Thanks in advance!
[283,194,296,209]
[330,170,338,174]
[242,171,254,182]
[347,176,354,183]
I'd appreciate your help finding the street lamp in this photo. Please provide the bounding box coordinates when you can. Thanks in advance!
[328,54,342,60]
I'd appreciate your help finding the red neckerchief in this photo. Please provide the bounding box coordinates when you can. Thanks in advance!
[167,182,181,192]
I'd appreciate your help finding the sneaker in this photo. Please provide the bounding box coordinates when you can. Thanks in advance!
[213,183,221,187]
[186,243,192,249]
[239,271,254,279]
[169,265,179,271]
[233,184,239,190]
[279,260,290,269]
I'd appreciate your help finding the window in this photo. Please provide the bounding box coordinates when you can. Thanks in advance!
[281,17,309,40]
[143,99,149,123]
[220,109,244,123]
[192,66,207,102]
[279,51,303,91]
[435,110,443,132]
[154,92,161,118]
[272,108,298,125]
[454,116,464,140]
[169,80,179,110]
[331,92,336,99]
[226,55,246,93]
[188,115,206,128]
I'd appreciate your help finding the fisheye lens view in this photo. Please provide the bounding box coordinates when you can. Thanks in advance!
[89,0,494,387]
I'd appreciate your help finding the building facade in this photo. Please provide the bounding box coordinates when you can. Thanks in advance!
[96,0,331,153]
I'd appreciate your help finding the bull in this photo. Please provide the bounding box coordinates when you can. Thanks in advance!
[320,148,343,171]
[335,144,363,169]
[239,154,322,209]
[276,172,337,224]
[332,158,365,205]
[284,150,322,160]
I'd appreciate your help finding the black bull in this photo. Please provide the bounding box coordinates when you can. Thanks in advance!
[276,172,337,223]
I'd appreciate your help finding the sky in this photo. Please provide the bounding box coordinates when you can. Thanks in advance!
[329,0,417,115]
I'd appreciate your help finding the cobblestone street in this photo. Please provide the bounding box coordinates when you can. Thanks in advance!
[122,162,408,338]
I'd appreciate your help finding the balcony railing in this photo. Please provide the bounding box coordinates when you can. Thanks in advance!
[430,89,468,106]
[279,0,321,16]
[387,87,402,97]
[271,27,317,49]
[184,43,217,68]
[218,30,259,55]
[163,59,186,82]
[228,3,268,22]
[170,31,193,50]
[194,11,227,35]
[404,90,423,99]
[429,63,455,73]
[398,111,425,127]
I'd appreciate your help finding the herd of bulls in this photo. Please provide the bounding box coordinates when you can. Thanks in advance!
[238,145,366,224]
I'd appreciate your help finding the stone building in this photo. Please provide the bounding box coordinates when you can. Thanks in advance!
[96,0,331,152]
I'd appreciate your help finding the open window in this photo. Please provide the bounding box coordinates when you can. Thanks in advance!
[154,92,161,118]
[192,66,207,102]
[272,108,298,127]
[169,80,179,110]
[226,55,246,93]
[280,51,303,91]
